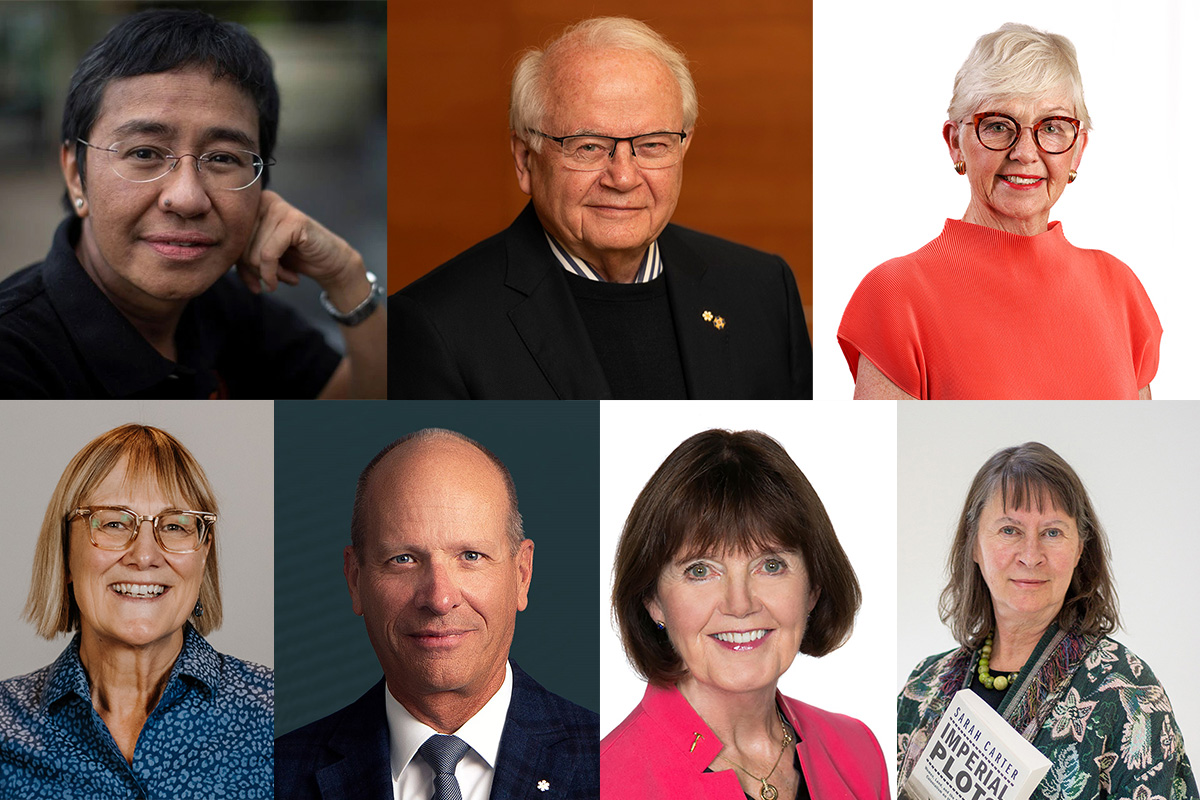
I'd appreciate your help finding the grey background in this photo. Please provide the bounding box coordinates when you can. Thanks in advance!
[274,400,601,738]
[0,0,387,350]
[897,401,1200,746]
[0,400,275,677]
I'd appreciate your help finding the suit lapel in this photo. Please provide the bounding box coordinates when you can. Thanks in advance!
[503,205,612,399]
[489,664,577,800]
[658,227,734,398]
[315,679,393,800]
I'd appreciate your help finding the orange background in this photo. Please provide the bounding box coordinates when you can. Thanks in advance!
[387,1,813,328]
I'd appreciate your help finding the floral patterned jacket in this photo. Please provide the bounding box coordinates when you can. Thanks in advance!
[897,624,1197,800]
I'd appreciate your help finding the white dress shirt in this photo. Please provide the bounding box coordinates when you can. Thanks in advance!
[386,662,514,800]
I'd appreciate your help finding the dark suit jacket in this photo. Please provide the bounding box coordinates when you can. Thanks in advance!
[388,204,812,399]
[274,662,599,800]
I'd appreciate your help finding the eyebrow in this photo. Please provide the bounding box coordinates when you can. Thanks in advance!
[106,119,258,150]
[995,515,1069,527]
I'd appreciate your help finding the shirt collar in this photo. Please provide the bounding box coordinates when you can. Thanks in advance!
[544,232,662,284]
[41,216,182,396]
[40,623,220,714]
[385,661,514,782]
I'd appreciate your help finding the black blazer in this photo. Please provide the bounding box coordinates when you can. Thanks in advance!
[274,662,599,800]
[388,204,812,398]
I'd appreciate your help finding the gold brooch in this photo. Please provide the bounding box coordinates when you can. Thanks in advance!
[701,310,713,322]
[714,317,725,330]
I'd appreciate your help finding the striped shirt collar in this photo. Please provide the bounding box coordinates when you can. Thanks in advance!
[544,231,662,283]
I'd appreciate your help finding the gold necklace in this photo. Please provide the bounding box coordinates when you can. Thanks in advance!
[716,710,794,800]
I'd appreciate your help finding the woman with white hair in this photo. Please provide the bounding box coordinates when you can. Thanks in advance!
[839,23,1160,400]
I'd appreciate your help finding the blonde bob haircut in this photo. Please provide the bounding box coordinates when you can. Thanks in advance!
[948,23,1091,131]
[510,16,698,153]
[24,424,222,638]
[939,442,1118,649]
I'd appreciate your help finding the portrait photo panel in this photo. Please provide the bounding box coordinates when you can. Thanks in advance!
[274,400,600,737]
[600,399,898,798]
[897,401,1200,744]
[0,399,275,677]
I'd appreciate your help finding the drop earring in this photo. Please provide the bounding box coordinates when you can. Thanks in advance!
[193,599,204,617]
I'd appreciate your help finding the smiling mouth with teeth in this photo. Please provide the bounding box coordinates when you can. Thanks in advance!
[1000,175,1043,185]
[111,583,167,598]
[713,629,768,645]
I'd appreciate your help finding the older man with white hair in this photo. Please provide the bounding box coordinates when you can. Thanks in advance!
[389,17,811,400]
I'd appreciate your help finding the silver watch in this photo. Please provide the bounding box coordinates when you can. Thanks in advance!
[320,270,381,326]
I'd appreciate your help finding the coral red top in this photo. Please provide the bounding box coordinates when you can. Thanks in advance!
[838,219,1162,399]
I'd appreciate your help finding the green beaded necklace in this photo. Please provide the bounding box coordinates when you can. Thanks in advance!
[977,633,1020,691]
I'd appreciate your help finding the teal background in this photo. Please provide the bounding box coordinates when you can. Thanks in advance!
[274,400,600,737]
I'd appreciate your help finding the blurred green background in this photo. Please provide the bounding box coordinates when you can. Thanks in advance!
[0,0,386,351]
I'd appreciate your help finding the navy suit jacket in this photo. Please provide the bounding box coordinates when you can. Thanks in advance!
[274,662,599,800]
[388,203,812,399]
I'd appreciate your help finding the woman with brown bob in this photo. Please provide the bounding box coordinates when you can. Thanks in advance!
[0,424,271,798]
[898,442,1195,800]
[602,429,888,800]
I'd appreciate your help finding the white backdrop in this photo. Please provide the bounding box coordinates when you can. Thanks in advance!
[814,0,1200,399]
[896,401,1200,747]
[0,401,275,676]
[600,401,898,796]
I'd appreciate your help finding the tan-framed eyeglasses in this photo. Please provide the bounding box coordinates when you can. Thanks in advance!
[72,506,215,553]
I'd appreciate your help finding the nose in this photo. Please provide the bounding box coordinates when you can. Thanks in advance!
[123,519,166,567]
[720,572,757,618]
[601,140,643,191]
[416,559,462,616]
[1007,126,1040,164]
[1015,535,1046,567]
[158,155,214,216]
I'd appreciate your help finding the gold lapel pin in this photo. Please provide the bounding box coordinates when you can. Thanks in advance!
[691,732,704,752]
[713,316,725,330]
[701,310,713,322]
[538,779,550,792]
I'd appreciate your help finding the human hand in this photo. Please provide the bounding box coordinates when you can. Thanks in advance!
[237,190,366,301]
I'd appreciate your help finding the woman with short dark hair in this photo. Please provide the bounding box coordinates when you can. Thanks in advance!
[603,429,887,800]
[898,442,1196,800]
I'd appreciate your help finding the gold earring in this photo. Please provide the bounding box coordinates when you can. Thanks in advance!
[1067,170,1077,183]
[953,161,966,175]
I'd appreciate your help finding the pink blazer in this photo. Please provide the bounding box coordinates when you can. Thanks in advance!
[601,682,889,800]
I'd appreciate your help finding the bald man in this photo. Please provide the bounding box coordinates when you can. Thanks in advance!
[274,430,599,799]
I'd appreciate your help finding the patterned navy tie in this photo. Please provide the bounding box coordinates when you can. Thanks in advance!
[418,734,471,800]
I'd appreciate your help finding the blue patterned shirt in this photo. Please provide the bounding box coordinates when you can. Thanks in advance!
[0,624,273,799]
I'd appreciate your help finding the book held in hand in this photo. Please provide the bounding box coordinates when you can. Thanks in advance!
[903,689,1051,800]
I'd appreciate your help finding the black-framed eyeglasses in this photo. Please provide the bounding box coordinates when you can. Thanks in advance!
[968,112,1081,155]
[531,130,688,171]
[77,138,274,191]
[71,506,215,553]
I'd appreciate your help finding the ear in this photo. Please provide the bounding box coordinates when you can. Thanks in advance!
[343,545,363,616]
[943,120,964,167]
[643,593,664,627]
[1071,130,1088,171]
[61,141,88,218]
[806,584,821,615]
[515,538,534,612]
[511,132,535,196]
[681,128,694,158]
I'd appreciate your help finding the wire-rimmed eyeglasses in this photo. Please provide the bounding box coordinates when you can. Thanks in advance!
[531,130,688,171]
[77,138,274,191]
[967,112,1081,155]
[72,506,215,553]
